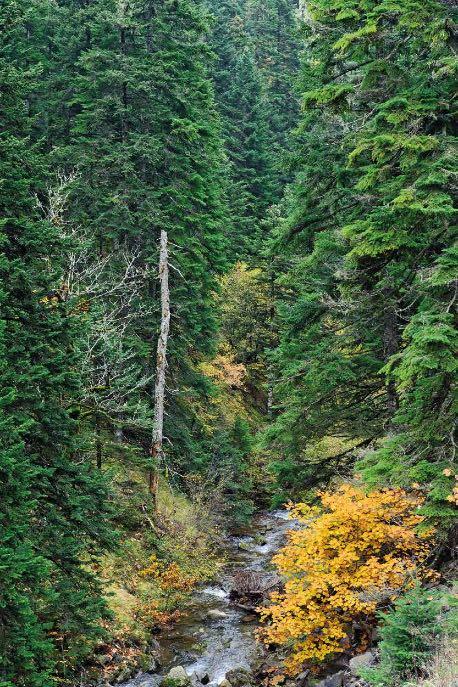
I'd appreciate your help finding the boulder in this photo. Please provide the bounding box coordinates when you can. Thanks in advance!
[218,680,232,687]
[207,609,228,620]
[225,667,254,687]
[349,651,376,676]
[296,669,310,687]
[165,665,190,686]
[315,670,345,687]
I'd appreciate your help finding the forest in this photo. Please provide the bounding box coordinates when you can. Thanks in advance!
[0,0,456,686]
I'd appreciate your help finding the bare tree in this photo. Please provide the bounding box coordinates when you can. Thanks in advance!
[149,230,170,507]
[43,172,154,468]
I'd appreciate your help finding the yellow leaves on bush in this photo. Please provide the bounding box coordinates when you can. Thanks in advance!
[200,352,247,390]
[442,468,458,505]
[140,554,197,593]
[259,485,435,675]
[138,555,197,629]
[137,598,183,629]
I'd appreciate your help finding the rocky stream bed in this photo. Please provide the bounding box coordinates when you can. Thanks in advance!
[111,511,293,687]
[110,511,372,687]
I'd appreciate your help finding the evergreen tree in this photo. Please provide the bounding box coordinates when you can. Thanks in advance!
[208,0,277,258]
[268,0,457,520]
[244,0,300,167]
[364,585,457,685]
[0,2,114,683]
[207,0,300,260]
[32,0,229,481]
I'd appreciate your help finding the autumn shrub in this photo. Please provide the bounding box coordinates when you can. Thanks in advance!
[101,475,222,657]
[140,555,197,594]
[259,485,435,674]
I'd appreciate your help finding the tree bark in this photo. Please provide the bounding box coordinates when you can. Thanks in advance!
[149,230,170,508]
[96,419,102,470]
[267,270,276,419]
[383,306,399,419]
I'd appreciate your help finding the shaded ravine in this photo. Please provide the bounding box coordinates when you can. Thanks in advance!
[119,511,294,687]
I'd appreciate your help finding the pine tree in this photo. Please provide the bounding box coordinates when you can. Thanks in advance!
[207,0,300,260]
[208,0,277,258]
[330,0,457,527]
[364,586,457,685]
[268,0,457,518]
[0,2,114,683]
[36,0,228,481]
[244,0,299,169]
[263,32,385,495]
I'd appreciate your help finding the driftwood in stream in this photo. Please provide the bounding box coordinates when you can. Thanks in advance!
[229,570,281,611]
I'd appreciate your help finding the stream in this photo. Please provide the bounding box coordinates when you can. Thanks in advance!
[119,511,294,687]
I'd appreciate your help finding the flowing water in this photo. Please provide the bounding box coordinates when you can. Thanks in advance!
[120,511,294,687]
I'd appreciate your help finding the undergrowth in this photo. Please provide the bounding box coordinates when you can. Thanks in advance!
[80,468,224,684]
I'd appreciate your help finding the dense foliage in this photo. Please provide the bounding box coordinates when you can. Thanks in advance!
[363,585,458,686]
[258,0,456,678]
[0,0,455,683]
[259,486,435,673]
[207,0,299,258]
[0,0,297,682]
[265,0,457,527]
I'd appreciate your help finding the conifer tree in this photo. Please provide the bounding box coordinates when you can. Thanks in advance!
[244,0,299,164]
[268,0,457,520]
[208,0,277,258]
[207,0,299,260]
[0,2,114,683]
[38,0,228,480]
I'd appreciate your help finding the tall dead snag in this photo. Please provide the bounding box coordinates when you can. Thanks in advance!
[149,230,170,508]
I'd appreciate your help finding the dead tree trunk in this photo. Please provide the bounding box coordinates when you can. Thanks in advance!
[149,230,170,508]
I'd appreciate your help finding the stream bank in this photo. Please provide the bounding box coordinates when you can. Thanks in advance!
[112,511,293,687]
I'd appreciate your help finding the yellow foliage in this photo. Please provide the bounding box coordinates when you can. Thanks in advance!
[259,485,435,675]
[137,598,183,628]
[442,469,458,505]
[200,352,246,390]
[140,554,197,592]
[101,474,222,657]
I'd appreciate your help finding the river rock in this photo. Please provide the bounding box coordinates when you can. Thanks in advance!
[314,670,345,687]
[218,680,232,687]
[165,665,190,686]
[225,668,254,687]
[296,669,310,687]
[349,651,376,676]
[207,609,228,620]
